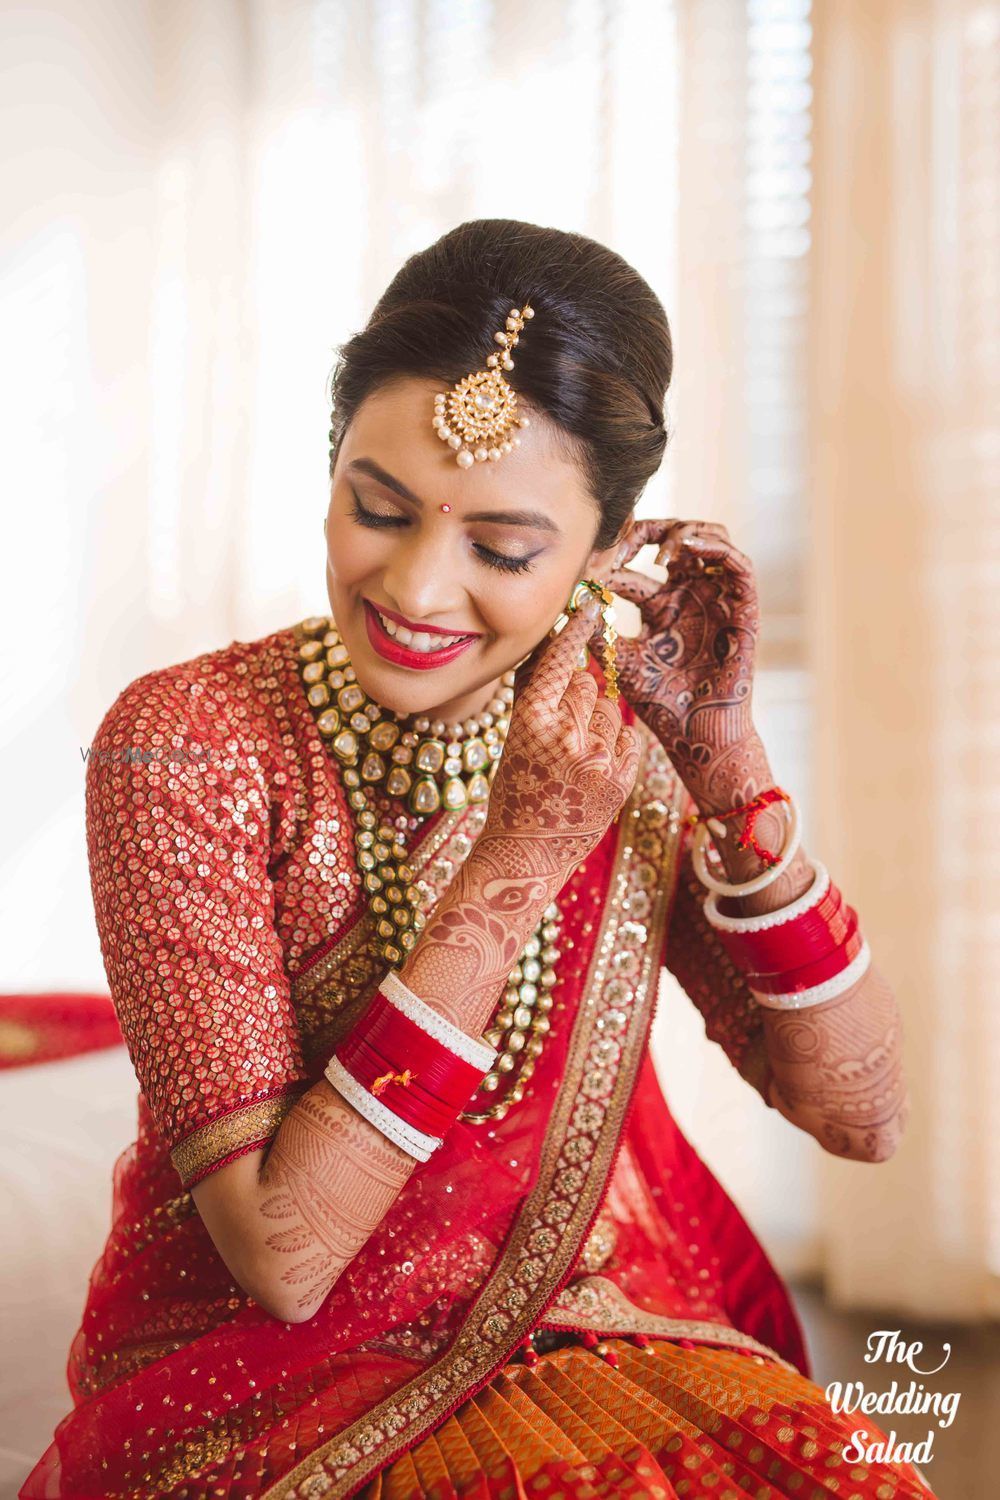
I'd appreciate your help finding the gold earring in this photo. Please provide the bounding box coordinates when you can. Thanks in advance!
[566,579,620,702]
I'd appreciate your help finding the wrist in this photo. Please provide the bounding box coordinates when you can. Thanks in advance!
[680,727,770,818]
[683,743,815,915]
[461,838,571,932]
[395,855,552,1038]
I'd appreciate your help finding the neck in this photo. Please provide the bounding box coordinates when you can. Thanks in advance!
[397,674,509,728]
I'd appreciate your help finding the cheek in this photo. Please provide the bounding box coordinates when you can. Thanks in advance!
[325,515,385,586]
[473,566,577,646]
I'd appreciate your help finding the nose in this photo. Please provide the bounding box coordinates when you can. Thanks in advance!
[379,526,469,627]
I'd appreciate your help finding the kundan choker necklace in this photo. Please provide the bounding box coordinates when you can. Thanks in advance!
[295,614,562,1121]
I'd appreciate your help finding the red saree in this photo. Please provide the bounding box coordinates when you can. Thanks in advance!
[19,618,934,1499]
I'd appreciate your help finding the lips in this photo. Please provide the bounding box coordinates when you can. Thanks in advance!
[362,599,479,670]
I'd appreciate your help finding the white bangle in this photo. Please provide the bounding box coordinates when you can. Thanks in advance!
[691,796,801,898]
[323,1055,441,1161]
[703,858,831,933]
[750,940,872,1010]
[378,968,498,1072]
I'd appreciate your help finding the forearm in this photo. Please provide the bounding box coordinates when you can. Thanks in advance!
[203,849,559,1323]
[191,1079,416,1324]
[682,726,909,1162]
[395,829,582,1035]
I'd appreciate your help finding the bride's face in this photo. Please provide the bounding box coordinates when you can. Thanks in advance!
[324,376,624,724]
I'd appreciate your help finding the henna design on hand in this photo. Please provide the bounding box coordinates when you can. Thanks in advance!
[397,600,642,1035]
[603,519,816,905]
[597,517,763,812]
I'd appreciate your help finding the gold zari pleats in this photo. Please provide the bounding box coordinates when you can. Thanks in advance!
[294,614,563,1121]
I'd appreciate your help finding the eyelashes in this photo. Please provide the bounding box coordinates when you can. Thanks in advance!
[348,493,537,576]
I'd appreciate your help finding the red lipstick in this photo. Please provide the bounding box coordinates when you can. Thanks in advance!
[368,599,483,639]
[362,599,479,671]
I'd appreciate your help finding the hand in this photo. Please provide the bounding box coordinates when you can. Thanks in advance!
[395,600,642,1034]
[591,518,761,792]
[478,596,642,895]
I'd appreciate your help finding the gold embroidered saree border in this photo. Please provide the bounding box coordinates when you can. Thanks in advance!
[264,728,687,1500]
[543,1274,798,1373]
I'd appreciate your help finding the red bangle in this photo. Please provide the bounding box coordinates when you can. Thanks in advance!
[746,908,864,996]
[333,987,490,1141]
[714,883,851,975]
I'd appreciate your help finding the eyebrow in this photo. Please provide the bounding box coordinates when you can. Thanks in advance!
[347,457,562,534]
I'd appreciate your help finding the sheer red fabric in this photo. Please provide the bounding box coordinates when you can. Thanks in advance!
[19,620,818,1499]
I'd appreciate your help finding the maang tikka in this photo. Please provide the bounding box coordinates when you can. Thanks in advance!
[432,303,534,467]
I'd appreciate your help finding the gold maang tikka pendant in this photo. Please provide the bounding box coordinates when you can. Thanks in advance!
[432,304,534,468]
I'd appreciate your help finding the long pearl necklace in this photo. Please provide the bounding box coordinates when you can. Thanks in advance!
[295,615,562,1121]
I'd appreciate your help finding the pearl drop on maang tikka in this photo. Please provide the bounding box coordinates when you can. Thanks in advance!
[432,304,534,468]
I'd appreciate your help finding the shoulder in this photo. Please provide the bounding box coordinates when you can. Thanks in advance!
[88,619,303,760]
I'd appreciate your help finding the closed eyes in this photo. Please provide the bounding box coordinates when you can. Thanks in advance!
[348,492,538,576]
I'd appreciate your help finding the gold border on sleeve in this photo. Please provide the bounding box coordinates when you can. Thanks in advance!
[170,1090,305,1189]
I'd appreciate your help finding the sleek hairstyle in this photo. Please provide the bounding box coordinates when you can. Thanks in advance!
[327,219,673,551]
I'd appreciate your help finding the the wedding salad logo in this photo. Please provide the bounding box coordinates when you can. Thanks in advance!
[826,1329,960,1467]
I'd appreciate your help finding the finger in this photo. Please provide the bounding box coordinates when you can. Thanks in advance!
[605,567,662,610]
[615,723,642,785]
[512,597,596,698]
[613,518,683,570]
[561,665,599,743]
[588,693,622,752]
[672,534,754,575]
[532,594,603,704]
[512,638,545,699]
[653,520,731,566]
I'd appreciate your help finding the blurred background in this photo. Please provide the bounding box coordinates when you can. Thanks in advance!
[1,1,997,1494]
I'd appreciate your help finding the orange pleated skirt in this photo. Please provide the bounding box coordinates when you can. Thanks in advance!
[358,1338,936,1499]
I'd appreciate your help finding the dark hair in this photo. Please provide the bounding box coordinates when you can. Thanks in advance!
[327,219,672,551]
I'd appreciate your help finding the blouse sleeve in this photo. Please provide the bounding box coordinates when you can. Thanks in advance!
[85,668,309,1191]
[660,794,775,1105]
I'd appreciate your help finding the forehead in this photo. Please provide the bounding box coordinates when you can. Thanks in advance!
[340,376,597,520]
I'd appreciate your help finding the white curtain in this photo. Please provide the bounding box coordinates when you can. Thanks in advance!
[2,0,994,1317]
[809,0,1000,1320]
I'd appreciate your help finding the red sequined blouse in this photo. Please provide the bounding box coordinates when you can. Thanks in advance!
[85,618,772,1195]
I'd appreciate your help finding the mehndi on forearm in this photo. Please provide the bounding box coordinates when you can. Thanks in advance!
[687,729,909,1162]
[251,843,567,1321]
[394,826,595,1035]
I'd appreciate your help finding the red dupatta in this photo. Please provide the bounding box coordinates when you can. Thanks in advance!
[19,656,807,1500]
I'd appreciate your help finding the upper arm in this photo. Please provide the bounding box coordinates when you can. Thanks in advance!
[85,672,309,1203]
[659,802,774,1104]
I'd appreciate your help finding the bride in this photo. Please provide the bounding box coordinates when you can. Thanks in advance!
[20,218,932,1499]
